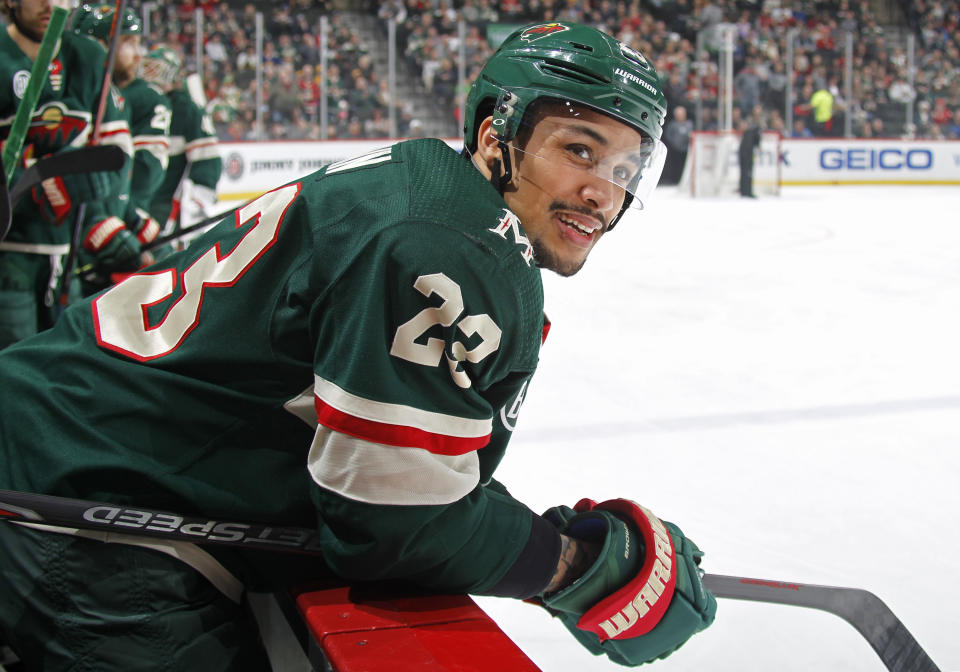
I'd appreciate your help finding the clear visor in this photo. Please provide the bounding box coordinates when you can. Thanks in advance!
[498,97,667,211]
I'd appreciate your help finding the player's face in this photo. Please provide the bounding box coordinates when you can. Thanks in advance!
[113,34,142,87]
[502,109,645,276]
[12,0,54,41]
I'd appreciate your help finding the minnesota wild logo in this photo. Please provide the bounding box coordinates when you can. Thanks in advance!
[519,23,570,43]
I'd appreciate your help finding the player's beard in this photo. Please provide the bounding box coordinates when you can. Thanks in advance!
[12,8,47,43]
[531,200,607,277]
[113,64,136,88]
[531,237,584,277]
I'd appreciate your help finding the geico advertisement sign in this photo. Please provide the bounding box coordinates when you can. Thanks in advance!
[820,147,933,170]
[782,139,959,184]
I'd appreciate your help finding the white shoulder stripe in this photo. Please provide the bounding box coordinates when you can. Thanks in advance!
[307,426,479,505]
[314,375,491,439]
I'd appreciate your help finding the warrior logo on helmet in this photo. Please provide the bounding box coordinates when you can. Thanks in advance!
[519,23,569,43]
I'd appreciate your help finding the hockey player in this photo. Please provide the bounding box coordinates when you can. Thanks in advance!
[142,45,222,249]
[0,22,715,670]
[0,0,131,347]
[70,3,170,290]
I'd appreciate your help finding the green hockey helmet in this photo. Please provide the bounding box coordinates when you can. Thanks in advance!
[464,22,669,220]
[140,46,182,89]
[70,3,142,41]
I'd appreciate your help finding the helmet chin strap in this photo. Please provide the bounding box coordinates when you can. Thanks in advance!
[490,139,513,194]
[608,193,632,231]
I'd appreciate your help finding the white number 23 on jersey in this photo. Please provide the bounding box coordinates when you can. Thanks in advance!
[390,273,501,390]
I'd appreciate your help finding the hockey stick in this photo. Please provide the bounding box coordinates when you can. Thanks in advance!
[702,573,941,672]
[1,5,70,185]
[0,157,9,242]
[58,0,127,310]
[0,488,323,554]
[0,489,942,672]
[6,145,125,211]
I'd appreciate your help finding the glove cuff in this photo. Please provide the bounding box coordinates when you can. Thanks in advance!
[574,499,677,642]
[84,217,126,252]
[135,211,161,244]
[40,177,73,222]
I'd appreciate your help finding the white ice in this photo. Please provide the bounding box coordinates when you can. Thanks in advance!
[474,185,960,672]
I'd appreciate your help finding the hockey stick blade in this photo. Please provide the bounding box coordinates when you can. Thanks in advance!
[0,489,324,554]
[703,573,941,672]
[8,145,125,209]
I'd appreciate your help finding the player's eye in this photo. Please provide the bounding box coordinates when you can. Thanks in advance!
[565,143,594,164]
[612,164,635,185]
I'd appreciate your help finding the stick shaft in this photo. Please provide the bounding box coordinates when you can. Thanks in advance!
[59,0,128,310]
[0,489,323,554]
[2,6,70,184]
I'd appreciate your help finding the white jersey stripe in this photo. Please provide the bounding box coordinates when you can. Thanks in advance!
[307,426,479,505]
[313,374,492,439]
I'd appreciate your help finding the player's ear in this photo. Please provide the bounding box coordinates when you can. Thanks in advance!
[472,116,504,180]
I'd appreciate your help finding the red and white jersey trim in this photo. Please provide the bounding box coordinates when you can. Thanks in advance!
[97,120,134,157]
[307,426,480,505]
[133,134,171,169]
[313,375,492,456]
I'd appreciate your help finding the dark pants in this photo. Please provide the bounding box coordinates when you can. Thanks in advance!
[738,151,754,196]
[0,523,271,671]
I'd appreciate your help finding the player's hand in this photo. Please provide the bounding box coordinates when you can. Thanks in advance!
[539,499,716,666]
[83,217,142,272]
[32,168,115,224]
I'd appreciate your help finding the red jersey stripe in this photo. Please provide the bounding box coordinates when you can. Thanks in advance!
[315,397,490,457]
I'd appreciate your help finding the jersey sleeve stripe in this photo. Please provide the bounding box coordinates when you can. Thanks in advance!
[313,375,492,456]
[132,135,170,149]
[307,426,480,505]
[97,124,134,156]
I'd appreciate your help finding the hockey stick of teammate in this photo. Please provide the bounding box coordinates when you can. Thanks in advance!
[703,574,940,672]
[0,489,943,672]
[7,145,125,211]
[59,0,127,311]
[0,157,9,242]
[1,5,70,185]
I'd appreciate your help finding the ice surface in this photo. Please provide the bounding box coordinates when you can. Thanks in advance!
[474,185,960,672]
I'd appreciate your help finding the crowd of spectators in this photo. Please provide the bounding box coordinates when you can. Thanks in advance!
[139,0,418,141]
[129,0,959,150]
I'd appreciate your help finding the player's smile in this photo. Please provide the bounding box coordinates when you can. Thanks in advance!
[551,205,605,249]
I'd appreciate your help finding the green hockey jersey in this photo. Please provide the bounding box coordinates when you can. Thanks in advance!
[149,87,221,228]
[0,139,559,597]
[120,77,171,223]
[0,30,131,246]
